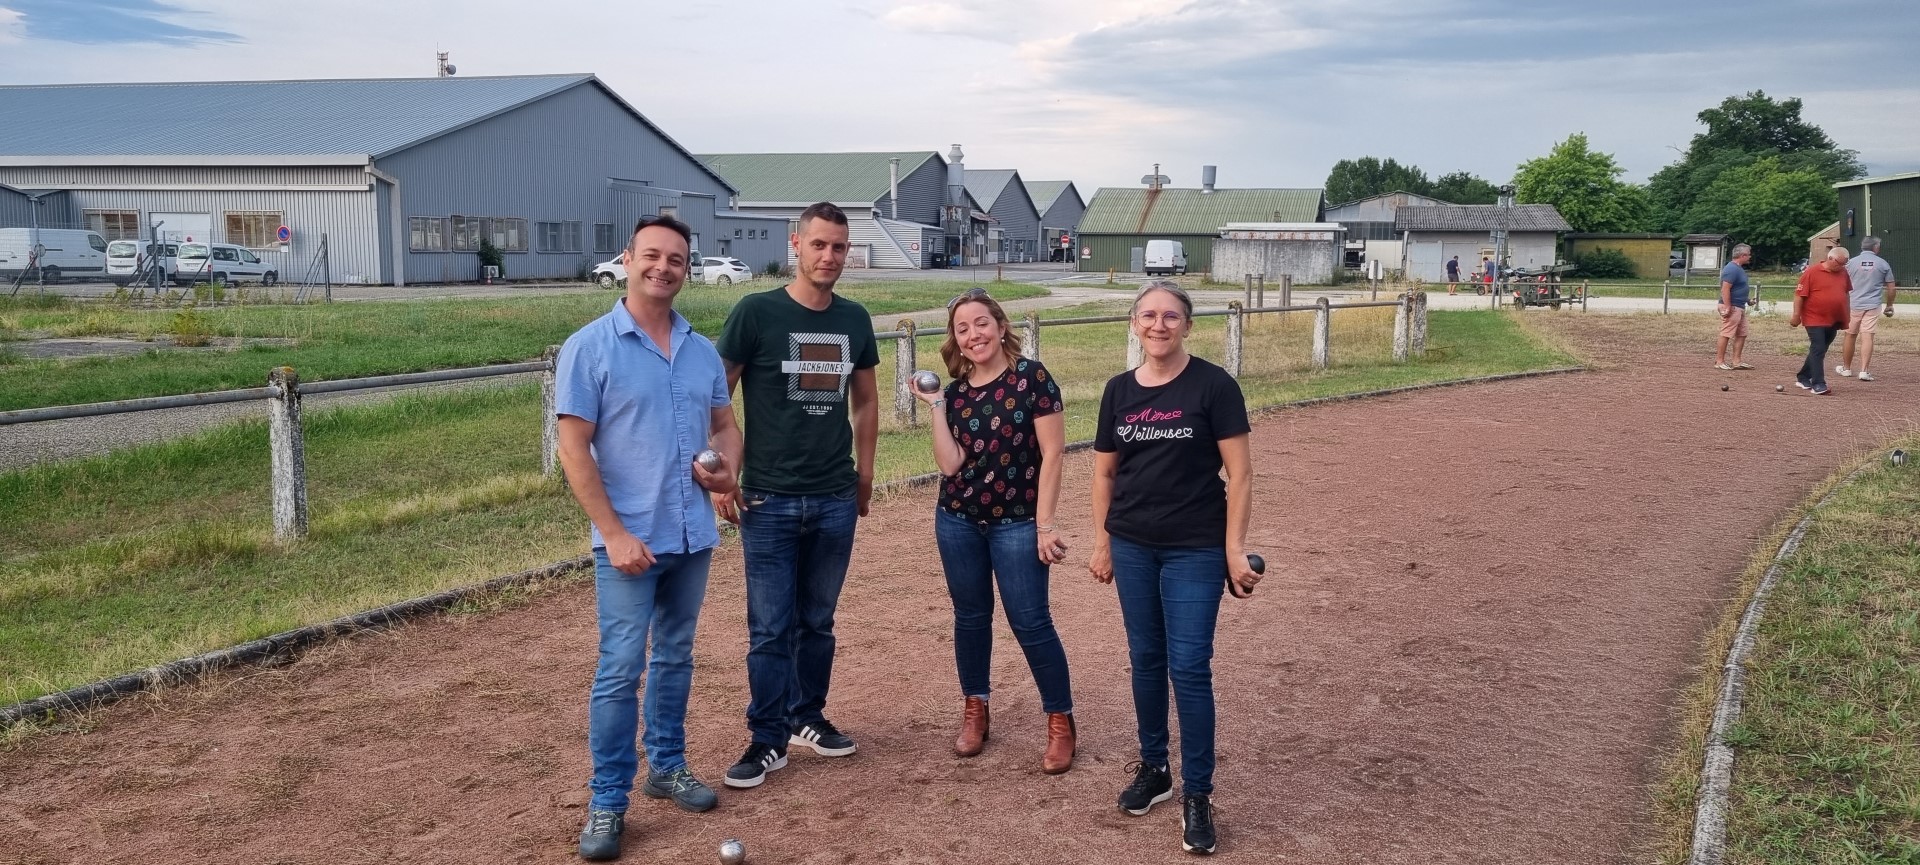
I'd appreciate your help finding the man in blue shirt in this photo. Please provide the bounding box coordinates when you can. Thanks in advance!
[1445,256,1460,294]
[1714,244,1754,370]
[555,215,743,861]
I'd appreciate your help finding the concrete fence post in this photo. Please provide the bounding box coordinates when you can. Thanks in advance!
[1280,274,1293,308]
[1393,293,1411,362]
[541,345,561,477]
[894,319,918,427]
[1243,274,1254,308]
[1225,301,1245,378]
[1312,296,1331,371]
[1126,325,1143,370]
[1022,311,1041,361]
[1256,274,1266,308]
[1412,290,1429,356]
[1662,280,1671,314]
[267,366,309,542]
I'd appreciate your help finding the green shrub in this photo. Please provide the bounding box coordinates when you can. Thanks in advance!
[478,238,505,280]
[169,307,213,347]
[1573,247,1636,279]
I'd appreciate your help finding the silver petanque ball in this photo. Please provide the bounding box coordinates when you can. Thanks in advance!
[695,449,724,471]
[912,370,942,394]
[718,839,747,865]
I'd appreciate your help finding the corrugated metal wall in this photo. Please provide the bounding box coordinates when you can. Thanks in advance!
[0,186,77,227]
[1076,234,1217,274]
[1401,231,1557,282]
[377,79,733,283]
[1040,190,1083,233]
[728,205,934,270]
[1840,179,1918,284]
[988,183,1041,263]
[873,155,946,227]
[0,165,369,188]
[713,214,787,275]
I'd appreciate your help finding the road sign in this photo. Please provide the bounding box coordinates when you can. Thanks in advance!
[909,241,920,252]
[276,225,292,244]
[1080,247,1091,259]
[1059,235,1072,247]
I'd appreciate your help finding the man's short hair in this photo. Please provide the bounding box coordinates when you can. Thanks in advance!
[630,214,693,251]
[1861,235,1882,252]
[797,202,849,230]
[1827,245,1850,261]
[1731,243,1752,258]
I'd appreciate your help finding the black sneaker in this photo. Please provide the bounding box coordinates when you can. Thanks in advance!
[1181,794,1217,855]
[1117,761,1174,815]
[577,808,624,861]
[642,765,717,812]
[790,720,857,757]
[723,742,787,789]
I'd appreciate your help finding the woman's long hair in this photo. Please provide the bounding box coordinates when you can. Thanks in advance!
[940,290,1024,380]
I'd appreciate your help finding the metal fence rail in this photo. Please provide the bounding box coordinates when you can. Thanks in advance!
[5,291,1433,541]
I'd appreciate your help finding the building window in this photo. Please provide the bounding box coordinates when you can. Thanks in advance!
[85,210,141,241]
[564,221,582,253]
[490,217,527,252]
[539,221,584,253]
[409,217,448,252]
[225,212,283,248]
[659,206,678,219]
[734,228,743,239]
[450,216,483,251]
[594,223,616,254]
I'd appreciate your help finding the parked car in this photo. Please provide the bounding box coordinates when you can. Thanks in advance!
[106,239,181,286]
[0,227,108,282]
[1669,250,1686,272]
[1144,239,1187,275]
[701,256,753,285]
[175,242,277,286]
[590,251,707,289]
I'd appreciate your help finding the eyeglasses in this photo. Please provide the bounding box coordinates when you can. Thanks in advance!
[947,287,989,309]
[1131,311,1186,326]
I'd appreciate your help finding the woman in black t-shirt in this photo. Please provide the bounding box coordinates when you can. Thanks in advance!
[1089,280,1259,856]
[913,288,1077,774]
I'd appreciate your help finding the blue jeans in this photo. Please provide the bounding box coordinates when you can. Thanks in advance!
[1110,535,1225,796]
[739,488,860,746]
[588,547,712,813]
[933,508,1073,713]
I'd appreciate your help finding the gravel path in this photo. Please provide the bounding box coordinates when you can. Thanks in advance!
[3,317,1915,863]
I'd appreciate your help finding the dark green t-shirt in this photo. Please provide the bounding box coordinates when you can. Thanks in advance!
[716,286,880,494]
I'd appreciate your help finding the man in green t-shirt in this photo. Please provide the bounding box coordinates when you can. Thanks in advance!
[713,202,880,790]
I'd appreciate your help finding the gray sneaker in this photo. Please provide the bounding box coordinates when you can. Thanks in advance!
[642,765,718,813]
[578,809,624,861]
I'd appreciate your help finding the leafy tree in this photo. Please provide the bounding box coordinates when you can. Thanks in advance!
[1430,171,1500,204]
[1571,247,1636,279]
[1512,133,1652,233]
[1325,157,1431,204]
[1684,157,1833,265]
[1648,91,1862,230]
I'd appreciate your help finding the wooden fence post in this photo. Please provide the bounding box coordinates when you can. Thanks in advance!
[1256,274,1266,308]
[1662,280,1671,314]
[1225,301,1244,378]
[1412,290,1429,357]
[1393,293,1410,362]
[1280,274,1292,308]
[1023,311,1041,361]
[1312,296,1331,371]
[894,319,918,427]
[1244,273,1253,308]
[541,345,560,477]
[267,366,309,542]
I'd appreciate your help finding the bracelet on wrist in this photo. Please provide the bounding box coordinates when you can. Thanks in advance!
[1036,523,1058,533]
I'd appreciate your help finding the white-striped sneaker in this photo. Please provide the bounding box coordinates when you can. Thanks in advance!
[790,720,857,757]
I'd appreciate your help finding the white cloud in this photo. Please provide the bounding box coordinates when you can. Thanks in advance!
[0,6,24,44]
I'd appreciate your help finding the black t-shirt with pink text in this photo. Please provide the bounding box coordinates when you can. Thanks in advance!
[1094,356,1250,548]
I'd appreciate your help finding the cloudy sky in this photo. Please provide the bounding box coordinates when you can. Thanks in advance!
[4,0,1917,193]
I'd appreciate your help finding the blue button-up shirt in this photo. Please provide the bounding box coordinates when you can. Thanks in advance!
[555,299,730,553]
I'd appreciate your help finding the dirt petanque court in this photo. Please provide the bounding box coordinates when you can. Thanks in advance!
[3,315,1917,864]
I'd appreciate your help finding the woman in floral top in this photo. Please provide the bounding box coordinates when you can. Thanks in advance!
[912,287,1076,773]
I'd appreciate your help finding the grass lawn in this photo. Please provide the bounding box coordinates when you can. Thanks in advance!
[0,308,1575,708]
[1647,440,1920,864]
[0,281,1046,411]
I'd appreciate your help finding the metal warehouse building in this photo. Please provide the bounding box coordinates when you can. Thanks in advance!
[1836,172,1919,284]
[0,74,749,285]
[1075,183,1324,275]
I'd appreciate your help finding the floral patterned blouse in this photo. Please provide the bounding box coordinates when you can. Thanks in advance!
[941,358,1063,524]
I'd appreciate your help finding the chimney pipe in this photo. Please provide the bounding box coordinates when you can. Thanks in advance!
[1202,165,1217,194]
[889,157,900,220]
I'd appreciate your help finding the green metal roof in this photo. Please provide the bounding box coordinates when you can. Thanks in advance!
[1024,180,1076,212]
[1077,187,1323,235]
[697,151,939,204]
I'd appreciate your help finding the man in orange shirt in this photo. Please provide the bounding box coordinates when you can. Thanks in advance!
[1791,246,1852,396]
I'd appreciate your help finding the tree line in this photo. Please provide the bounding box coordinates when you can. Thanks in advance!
[1323,92,1863,266]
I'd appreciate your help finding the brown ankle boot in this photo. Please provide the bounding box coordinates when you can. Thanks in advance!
[1041,712,1076,774]
[955,696,989,757]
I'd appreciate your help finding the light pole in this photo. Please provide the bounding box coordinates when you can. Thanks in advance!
[1495,184,1514,304]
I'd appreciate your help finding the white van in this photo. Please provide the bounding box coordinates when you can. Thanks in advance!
[106,239,181,286]
[0,228,109,282]
[1144,239,1187,276]
[176,242,278,286]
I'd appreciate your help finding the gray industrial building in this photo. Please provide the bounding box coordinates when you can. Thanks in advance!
[1323,190,1450,270]
[0,74,755,285]
[963,169,1041,263]
[1025,180,1085,260]
[1395,204,1571,283]
[1836,172,1919,284]
[700,146,997,269]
